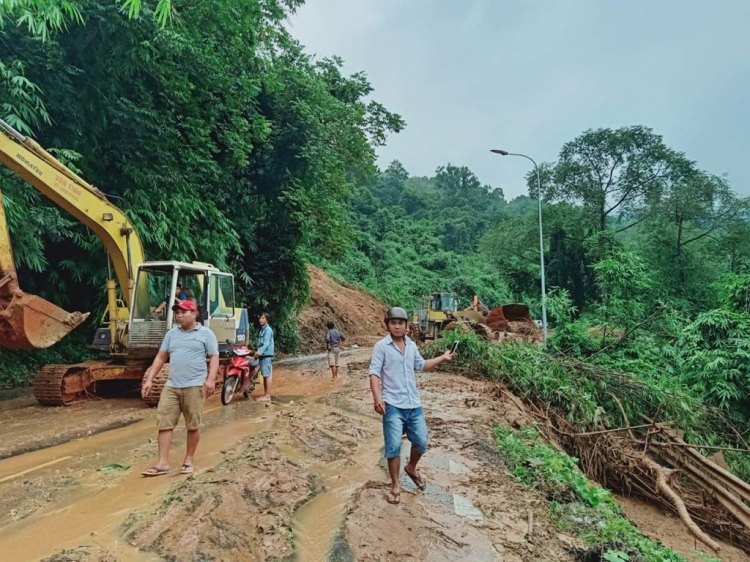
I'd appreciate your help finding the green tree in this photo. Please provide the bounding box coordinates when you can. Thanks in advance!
[538,126,675,232]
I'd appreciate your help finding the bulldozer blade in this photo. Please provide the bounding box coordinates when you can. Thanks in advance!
[0,292,89,349]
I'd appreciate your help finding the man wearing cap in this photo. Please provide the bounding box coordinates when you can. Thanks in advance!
[368,306,456,504]
[140,299,220,476]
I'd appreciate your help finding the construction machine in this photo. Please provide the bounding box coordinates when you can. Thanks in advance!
[411,292,460,341]
[0,118,248,406]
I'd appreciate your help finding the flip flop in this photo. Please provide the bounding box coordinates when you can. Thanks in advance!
[404,467,426,490]
[141,466,169,477]
[179,464,195,475]
[386,491,401,505]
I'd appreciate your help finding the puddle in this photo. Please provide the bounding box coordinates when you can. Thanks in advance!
[291,435,384,562]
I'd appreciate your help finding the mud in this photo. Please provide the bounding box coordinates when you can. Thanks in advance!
[0,346,740,561]
[296,265,386,353]
[617,495,748,562]
[0,396,148,459]
[125,438,315,561]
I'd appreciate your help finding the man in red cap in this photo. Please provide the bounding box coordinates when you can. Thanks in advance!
[140,299,219,476]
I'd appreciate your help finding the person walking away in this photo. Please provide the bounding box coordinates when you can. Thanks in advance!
[140,300,219,476]
[254,312,274,402]
[368,307,456,504]
[325,321,346,380]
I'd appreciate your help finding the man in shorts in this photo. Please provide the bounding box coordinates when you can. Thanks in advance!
[140,299,219,476]
[369,307,456,504]
[325,321,345,380]
[254,312,274,402]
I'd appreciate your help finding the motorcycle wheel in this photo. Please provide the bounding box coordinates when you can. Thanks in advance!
[221,375,239,405]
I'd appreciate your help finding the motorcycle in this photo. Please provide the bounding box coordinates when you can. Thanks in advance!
[221,345,261,405]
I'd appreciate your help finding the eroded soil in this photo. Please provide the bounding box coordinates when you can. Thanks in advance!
[0,349,744,562]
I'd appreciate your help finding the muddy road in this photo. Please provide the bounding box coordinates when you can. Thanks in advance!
[0,350,742,562]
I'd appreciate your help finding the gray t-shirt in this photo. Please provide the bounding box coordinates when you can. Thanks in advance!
[160,325,219,388]
[325,328,345,350]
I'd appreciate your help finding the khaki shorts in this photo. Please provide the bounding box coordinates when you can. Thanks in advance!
[328,349,340,367]
[157,386,204,431]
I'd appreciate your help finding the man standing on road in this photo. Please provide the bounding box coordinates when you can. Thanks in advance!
[368,307,456,504]
[140,300,219,476]
[254,312,274,402]
[325,321,346,380]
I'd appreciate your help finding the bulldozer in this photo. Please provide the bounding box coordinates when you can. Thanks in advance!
[411,292,460,341]
[0,118,249,406]
[411,292,539,342]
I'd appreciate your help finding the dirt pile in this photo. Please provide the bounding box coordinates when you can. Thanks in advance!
[296,265,386,352]
[125,437,315,561]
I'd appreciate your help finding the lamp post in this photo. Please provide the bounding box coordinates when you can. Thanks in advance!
[490,149,548,345]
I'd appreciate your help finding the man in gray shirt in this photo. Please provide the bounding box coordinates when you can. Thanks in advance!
[140,299,219,476]
[369,307,455,504]
[325,321,345,380]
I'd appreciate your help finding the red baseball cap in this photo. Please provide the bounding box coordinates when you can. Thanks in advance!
[172,300,198,312]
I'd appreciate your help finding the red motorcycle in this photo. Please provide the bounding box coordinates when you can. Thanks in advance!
[221,345,260,405]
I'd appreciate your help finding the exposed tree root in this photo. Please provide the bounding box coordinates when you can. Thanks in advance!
[641,456,720,552]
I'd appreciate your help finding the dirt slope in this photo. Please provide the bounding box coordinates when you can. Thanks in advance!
[296,265,386,352]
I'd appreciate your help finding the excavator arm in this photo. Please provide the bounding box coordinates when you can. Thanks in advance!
[0,118,145,349]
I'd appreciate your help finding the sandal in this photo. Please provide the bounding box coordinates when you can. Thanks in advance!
[179,464,195,475]
[386,491,401,505]
[141,466,170,477]
[404,467,426,491]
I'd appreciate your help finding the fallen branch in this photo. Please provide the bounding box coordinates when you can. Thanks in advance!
[643,441,750,454]
[550,422,671,438]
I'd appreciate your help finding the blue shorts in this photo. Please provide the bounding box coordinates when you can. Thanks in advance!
[259,357,273,378]
[383,403,428,459]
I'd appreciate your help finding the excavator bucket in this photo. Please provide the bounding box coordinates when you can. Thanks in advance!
[0,177,89,349]
[0,291,89,349]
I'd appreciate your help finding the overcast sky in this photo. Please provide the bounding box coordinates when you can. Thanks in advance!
[288,0,750,200]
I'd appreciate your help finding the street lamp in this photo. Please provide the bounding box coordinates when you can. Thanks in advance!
[490,149,548,345]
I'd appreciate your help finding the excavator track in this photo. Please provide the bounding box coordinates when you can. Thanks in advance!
[34,360,144,406]
[142,365,169,408]
[33,363,92,406]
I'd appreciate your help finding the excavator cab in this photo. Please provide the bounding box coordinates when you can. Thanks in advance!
[127,261,239,357]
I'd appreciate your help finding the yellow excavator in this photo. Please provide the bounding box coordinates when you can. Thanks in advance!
[0,118,249,406]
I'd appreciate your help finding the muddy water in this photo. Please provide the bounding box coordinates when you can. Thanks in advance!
[289,407,384,562]
[0,349,373,562]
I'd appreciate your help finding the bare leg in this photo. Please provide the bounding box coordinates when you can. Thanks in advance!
[260,376,272,400]
[404,447,424,485]
[183,429,200,466]
[156,429,173,468]
[387,456,401,500]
